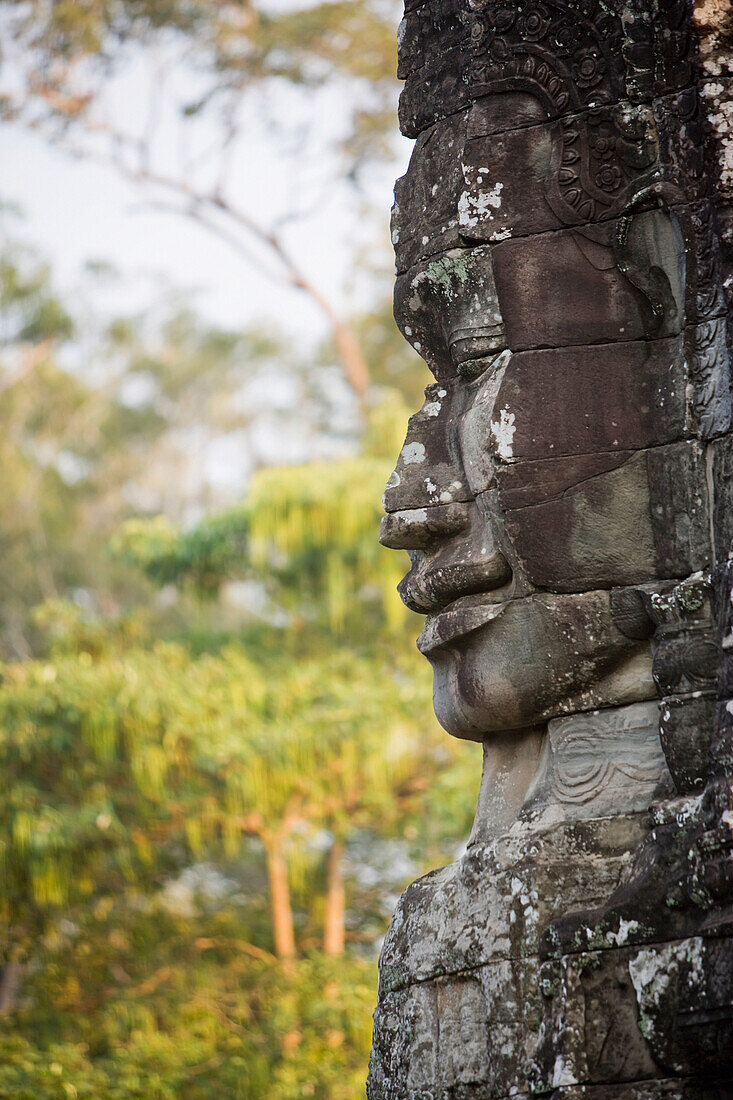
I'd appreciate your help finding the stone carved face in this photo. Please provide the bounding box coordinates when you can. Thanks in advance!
[381,91,716,740]
[370,7,733,1097]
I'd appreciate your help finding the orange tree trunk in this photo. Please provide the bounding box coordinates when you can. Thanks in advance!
[264,834,296,961]
[324,838,345,956]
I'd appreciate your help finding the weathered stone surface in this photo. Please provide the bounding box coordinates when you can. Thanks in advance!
[491,216,686,352]
[379,818,646,993]
[525,701,673,823]
[369,1,733,1096]
[496,443,711,592]
[659,691,716,793]
[553,1085,733,1099]
[397,0,699,139]
[369,701,674,1097]
[394,97,724,277]
[532,935,733,1089]
[653,624,719,696]
[378,703,667,993]
[711,434,733,561]
[370,960,543,1099]
[420,589,656,739]
[393,247,506,377]
[459,91,712,241]
[651,580,719,794]
[498,450,661,590]
[392,110,468,273]
[685,317,733,438]
[489,339,691,460]
[382,381,475,513]
[532,948,662,1091]
[535,935,733,1087]
[645,442,712,578]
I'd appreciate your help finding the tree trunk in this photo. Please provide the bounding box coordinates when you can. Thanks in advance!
[264,834,296,961]
[0,960,23,1016]
[324,838,345,956]
[330,317,370,401]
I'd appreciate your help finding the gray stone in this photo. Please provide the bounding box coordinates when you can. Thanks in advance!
[396,1,699,139]
[496,443,711,592]
[369,2,733,1096]
[491,339,692,461]
[491,215,686,352]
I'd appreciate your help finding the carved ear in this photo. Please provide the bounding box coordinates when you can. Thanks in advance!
[614,192,686,336]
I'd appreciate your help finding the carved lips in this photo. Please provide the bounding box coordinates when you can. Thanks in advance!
[416,592,508,655]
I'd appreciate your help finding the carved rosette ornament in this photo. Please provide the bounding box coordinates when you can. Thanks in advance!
[369,1,733,1097]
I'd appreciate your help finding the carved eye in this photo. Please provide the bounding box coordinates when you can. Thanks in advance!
[457,358,490,384]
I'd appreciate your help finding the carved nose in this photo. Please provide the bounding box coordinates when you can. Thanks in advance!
[380,503,471,550]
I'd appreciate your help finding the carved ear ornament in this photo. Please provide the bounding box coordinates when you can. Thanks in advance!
[611,573,713,639]
[613,183,687,332]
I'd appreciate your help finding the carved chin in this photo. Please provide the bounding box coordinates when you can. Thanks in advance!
[426,592,656,741]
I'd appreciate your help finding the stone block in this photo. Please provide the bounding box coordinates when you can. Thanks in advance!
[459,93,711,246]
[491,339,690,461]
[370,958,546,1099]
[496,443,711,592]
[392,109,468,274]
[713,561,733,702]
[393,246,506,378]
[523,701,672,827]
[383,381,474,513]
[395,91,724,275]
[710,433,733,562]
[378,814,649,995]
[457,104,653,243]
[682,201,730,326]
[553,1085,733,1099]
[491,217,686,352]
[652,627,719,698]
[626,935,733,1079]
[646,442,712,579]
[532,949,661,1092]
[684,318,732,439]
[701,76,733,203]
[535,934,733,1085]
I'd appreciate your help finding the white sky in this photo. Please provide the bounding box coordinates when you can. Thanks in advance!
[0,2,413,507]
[0,7,410,344]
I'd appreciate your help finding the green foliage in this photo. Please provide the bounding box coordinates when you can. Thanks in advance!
[0,250,75,345]
[246,456,404,632]
[0,242,389,657]
[110,511,248,594]
[0,945,375,1099]
[112,453,411,633]
[0,611,476,1095]
[0,243,483,1096]
[0,607,456,926]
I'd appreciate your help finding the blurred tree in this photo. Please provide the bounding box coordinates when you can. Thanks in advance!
[109,434,449,959]
[0,0,405,400]
[0,239,479,1094]
[0,606,450,971]
[111,451,408,627]
[0,240,419,655]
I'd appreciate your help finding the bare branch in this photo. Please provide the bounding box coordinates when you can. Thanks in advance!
[1,84,371,398]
